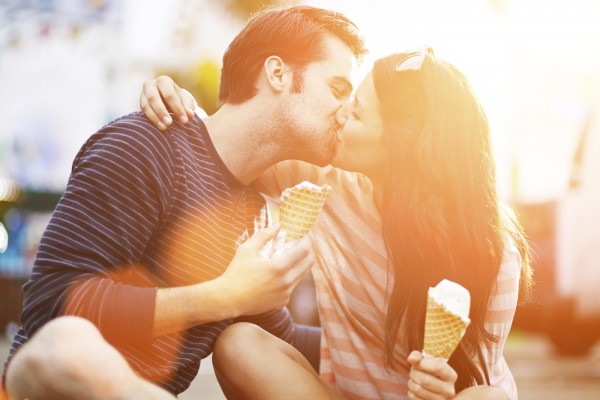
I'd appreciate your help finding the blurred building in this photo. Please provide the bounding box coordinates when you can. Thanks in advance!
[0,0,280,331]
[1,0,599,352]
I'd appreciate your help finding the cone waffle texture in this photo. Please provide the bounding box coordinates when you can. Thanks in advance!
[423,294,469,360]
[279,183,332,241]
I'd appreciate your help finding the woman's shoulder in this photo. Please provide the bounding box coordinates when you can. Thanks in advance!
[498,231,522,280]
[324,167,373,196]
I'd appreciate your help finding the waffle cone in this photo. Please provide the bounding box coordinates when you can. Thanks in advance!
[423,294,469,360]
[279,183,332,241]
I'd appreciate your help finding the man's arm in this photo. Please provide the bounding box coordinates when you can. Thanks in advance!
[20,115,315,346]
[19,121,171,346]
[153,227,315,337]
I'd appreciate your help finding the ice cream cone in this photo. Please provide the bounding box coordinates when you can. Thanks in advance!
[423,280,471,360]
[279,182,332,241]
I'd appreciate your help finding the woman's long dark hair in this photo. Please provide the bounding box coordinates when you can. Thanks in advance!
[372,53,531,391]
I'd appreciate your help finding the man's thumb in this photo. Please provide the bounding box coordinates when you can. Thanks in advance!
[247,223,282,250]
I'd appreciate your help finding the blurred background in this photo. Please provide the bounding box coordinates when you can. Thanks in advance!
[1,0,600,398]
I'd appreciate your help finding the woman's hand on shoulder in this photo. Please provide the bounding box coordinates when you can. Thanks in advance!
[140,75,197,130]
[407,350,457,399]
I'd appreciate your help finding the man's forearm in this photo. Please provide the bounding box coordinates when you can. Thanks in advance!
[153,277,240,337]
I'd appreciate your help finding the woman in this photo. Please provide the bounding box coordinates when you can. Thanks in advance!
[140,48,531,400]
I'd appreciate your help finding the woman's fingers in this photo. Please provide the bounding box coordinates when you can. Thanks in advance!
[141,78,170,130]
[407,351,457,400]
[140,76,192,130]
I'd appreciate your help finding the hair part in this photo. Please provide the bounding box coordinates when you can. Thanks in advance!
[219,6,366,104]
[372,53,532,392]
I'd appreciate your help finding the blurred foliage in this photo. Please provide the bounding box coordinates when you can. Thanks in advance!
[157,59,221,116]
[221,0,294,19]
[189,60,221,115]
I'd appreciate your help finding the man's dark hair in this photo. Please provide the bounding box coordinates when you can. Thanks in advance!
[219,6,366,104]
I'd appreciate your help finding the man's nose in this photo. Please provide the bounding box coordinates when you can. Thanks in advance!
[335,104,351,127]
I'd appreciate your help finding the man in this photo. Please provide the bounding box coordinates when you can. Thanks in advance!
[2,5,366,399]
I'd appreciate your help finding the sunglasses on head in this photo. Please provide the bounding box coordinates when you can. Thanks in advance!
[395,47,434,72]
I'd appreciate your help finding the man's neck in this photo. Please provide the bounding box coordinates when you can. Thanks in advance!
[202,102,283,185]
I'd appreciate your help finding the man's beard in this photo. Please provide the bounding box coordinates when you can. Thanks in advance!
[290,125,337,166]
[275,99,338,166]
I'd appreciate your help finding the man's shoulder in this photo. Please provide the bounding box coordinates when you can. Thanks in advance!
[99,111,165,141]
[99,111,207,147]
[72,112,177,169]
[74,112,211,175]
[89,112,196,155]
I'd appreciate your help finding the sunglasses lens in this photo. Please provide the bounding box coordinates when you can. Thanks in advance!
[395,53,426,72]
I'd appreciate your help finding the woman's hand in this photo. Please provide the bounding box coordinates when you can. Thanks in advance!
[140,75,197,130]
[407,351,457,400]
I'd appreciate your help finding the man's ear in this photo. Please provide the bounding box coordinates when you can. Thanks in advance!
[263,56,291,93]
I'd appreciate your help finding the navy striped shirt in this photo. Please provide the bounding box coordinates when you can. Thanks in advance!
[6,112,304,394]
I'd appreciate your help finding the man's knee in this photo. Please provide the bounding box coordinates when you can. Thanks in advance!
[43,315,98,338]
[6,316,134,399]
[37,316,102,358]
[10,317,102,378]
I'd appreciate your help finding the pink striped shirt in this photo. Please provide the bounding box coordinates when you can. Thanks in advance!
[258,160,521,400]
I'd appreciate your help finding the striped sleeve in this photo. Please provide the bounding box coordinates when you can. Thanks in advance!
[479,235,522,399]
[20,118,175,346]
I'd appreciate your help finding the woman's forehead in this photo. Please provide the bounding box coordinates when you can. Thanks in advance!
[355,72,377,108]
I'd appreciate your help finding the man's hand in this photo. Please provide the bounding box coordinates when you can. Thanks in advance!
[140,76,196,130]
[154,223,314,336]
[217,223,315,317]
[406,351,457,400]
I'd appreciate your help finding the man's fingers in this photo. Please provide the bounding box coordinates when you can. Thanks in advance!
[272,235,312,266]
[244,223,282,252]
[287,249,315,283]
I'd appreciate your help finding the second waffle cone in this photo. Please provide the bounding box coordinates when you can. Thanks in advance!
[423,295,469,360]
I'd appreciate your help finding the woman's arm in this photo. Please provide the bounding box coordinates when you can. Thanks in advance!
[445,236,521,400]
[476,237,522,399]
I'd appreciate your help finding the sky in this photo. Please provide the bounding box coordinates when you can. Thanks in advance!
[1,0,599,201]
[304,0,600,202]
